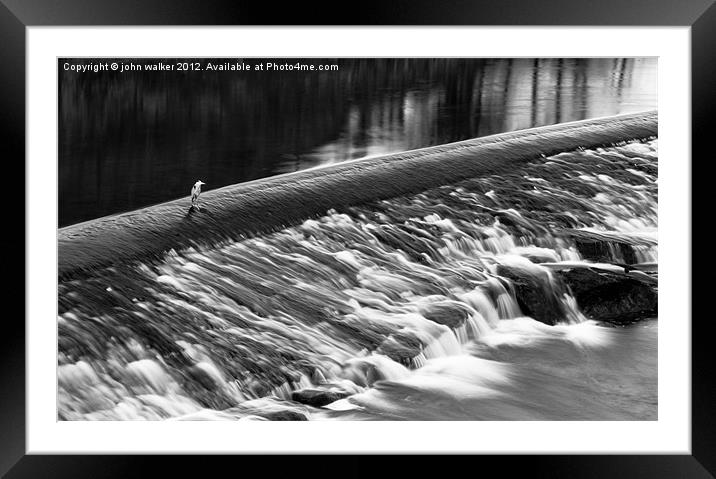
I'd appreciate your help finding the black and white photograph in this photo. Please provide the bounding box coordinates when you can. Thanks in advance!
[57,57,659,422]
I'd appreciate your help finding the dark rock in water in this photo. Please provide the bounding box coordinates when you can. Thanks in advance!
[376,332,423,367]
[496,264,569,325]
[556,267,657,324]
[519,251,559,264]
[420,301,470,328]
[575,238,636,264]
[258,409,309,421]
[565,229,655,265]
[291,388,349,407]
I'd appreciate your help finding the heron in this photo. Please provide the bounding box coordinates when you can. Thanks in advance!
[190,180,205,208]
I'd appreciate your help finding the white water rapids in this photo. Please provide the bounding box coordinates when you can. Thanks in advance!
[58,139,658,421]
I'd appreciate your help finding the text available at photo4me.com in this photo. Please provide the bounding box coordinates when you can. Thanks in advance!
[62,59,341,73]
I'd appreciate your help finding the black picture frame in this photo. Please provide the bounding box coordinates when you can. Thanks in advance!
[2,0,710,477]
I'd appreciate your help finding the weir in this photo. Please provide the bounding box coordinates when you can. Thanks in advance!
[58,110,657,278]
[58,130,658,421]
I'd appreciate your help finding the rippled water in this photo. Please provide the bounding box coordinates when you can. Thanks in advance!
[58,139,658,421]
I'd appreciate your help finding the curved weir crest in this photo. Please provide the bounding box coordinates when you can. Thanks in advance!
[58,110,656,278]
[58,113,658,421]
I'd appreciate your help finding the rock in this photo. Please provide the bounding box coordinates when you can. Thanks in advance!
[420,301,470,328]
[510,246,561,264]
[556,266,657,324]
[496,264,569,325]
[575,238,636,264]
[376,332,424,367]
[291,388,349,407]
[258,409,309,421]
[564,229,655,264]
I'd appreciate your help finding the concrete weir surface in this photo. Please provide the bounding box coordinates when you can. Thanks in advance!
[58,110,657,278]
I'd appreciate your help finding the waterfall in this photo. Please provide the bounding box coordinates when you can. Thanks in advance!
[58,137,658,421]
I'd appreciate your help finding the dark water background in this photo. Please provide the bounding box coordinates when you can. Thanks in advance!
[59,57,657,227]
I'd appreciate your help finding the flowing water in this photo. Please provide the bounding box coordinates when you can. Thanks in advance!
[58,138,658,421]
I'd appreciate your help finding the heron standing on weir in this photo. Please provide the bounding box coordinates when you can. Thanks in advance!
[191,180,205,209]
